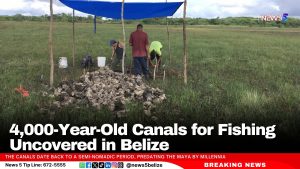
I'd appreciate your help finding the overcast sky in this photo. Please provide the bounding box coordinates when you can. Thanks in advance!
[0,0,299,18]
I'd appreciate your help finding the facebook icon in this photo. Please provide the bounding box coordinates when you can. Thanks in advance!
[86,162,92,168]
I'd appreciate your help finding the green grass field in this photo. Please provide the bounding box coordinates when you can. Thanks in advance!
[1,21,300,136]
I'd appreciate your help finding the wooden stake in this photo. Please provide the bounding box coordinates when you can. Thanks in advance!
[153,58,158,80]
[166,19,171,63]
[163,65,166,81]
[121,0,126,74]
[72,9,75,68]
[49,0,54,87]
[153,65,157,80]
[183,0,188,84]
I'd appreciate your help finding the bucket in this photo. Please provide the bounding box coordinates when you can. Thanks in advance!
[58,57,68,69]
[97,57,106,67]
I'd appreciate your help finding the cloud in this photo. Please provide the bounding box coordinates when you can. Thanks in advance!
[276,0,300,16]
[0,0,299,18]
[0,0,87,16]
[173,0,299,18]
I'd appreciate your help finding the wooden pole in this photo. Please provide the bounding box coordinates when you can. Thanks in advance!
[121,0,126,74]
[93,15,97,34]
[72,9,75,67]
[166,0,171,63]
[49,0,54,87]
[183,0,188,84]
[166,18,171,63]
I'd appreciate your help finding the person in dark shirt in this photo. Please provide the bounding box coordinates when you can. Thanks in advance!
[110,39,125,72]
[129,24,150,78]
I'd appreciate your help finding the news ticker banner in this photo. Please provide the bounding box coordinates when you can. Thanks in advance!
[0,153,300,169]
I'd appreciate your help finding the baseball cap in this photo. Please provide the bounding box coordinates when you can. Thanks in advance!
[109,39,117,46]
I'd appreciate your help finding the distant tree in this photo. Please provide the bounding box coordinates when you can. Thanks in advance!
[13,14,25,21]
[1,14,300,28]
[209,17,220,25]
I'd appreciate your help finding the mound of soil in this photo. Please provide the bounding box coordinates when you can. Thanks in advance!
[53,67,166,118]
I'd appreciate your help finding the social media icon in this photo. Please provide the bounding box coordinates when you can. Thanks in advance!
[99,162,105,168]
[118,162,124,168]
[112,162,118,168]
[92,162,99,168]
[86,162,92,168]
[79,162,86,168]
[105,162,112,168]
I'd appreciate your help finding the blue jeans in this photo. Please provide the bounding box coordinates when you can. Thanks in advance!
[133,57,148,76]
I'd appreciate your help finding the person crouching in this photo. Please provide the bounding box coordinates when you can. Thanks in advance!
[149,41,163,68]
[110,39,125,72]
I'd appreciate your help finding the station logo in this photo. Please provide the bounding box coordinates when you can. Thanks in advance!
[282,13,289,23]
[260,13,289,23]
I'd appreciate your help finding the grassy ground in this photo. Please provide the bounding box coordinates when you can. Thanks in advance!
[0,21,300,136]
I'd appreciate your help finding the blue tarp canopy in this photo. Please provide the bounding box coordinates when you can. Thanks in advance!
[59,0,183,20]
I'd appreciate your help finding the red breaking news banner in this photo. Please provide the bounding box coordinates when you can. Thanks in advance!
[1,153,300,169]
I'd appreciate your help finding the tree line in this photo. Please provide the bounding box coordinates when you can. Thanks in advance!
[1,14,300,28]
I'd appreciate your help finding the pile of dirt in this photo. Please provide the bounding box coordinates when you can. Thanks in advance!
[53,67,166,118]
